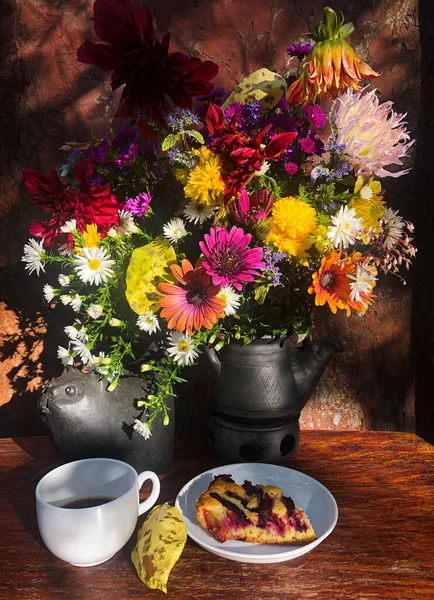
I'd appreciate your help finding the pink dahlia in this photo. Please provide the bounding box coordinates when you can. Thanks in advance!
[230,189,274,226]
[332,89,414,178]
[199,226,265,291]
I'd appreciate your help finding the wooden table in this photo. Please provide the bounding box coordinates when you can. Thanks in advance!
[0,431,433,600]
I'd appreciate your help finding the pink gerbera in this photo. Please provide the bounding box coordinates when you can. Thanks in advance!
[199,226,265,291]
[158,260,226,334]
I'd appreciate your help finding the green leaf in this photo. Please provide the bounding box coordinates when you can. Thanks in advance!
[338,22,354,39]
[186,130,205,144]
[162,133,180,152]
[254,284,271,305]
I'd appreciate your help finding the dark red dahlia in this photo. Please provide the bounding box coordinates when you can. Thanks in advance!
[23,160,121,247]
[77,0,218,124]
[205,103,296,204]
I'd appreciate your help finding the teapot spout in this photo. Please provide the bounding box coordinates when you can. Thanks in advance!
[292,334,344,404]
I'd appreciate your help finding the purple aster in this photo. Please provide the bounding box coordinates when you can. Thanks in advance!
[84,139,109,164]
[124,192,152,217]
[112,125,140,151]
[284,162,299,175]
[196,86,229,107]
[304,105,327,129]
[287,43,314,59]
[275,97,290,112]
[265,113,301,136]
[115,141,139,168]
[199,226,265,291]
[300,137,316,154]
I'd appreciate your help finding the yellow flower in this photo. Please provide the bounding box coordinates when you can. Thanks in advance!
[175,167,189,185]
[184,147,225,206]
[83,224,101,248]
[350,177,385,230]
[266,197,317,257]
[310,224,332,254]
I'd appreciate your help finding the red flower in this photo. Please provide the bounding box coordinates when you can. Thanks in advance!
[205,103,296,204]
[23,160,121,247]
[77,0,218,124]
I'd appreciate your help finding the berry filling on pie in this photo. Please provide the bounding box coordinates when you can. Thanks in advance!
[196,475,316,544]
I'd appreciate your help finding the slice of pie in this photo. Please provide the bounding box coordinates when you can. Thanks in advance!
[196,474,316,544]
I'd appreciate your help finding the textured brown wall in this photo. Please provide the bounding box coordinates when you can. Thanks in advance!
[0,0,428,438]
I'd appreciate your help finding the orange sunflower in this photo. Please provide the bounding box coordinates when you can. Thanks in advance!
[157,259,226,334]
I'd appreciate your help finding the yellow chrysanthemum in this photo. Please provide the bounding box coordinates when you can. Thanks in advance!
[83,223,101,248]
[350,176,385,230]
[266,197,318,257]
[175,167,189,185]
[184,147,225,206]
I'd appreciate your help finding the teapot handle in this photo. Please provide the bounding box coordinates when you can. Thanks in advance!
[203,345,221,375]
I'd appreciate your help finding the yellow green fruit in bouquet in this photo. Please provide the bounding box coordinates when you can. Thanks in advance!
[222,68,288,111]
[126,239,176,314]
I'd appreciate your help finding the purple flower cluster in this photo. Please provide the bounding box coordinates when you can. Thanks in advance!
[85,139,109,164]
[125,192,152,217]
[224,100,262,135]
[325,159,352,182]
[263,247,287,286]
[326,135,346,154]
[265,113,301,137]
[59,149,82,176]
[167,147,197,168]
[300,131,324,155]
[286,43,314,59]
[166,107,200,131]
[115,141,138,168]
[304,105,326,129]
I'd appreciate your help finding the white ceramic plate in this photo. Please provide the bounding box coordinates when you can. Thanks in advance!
[175,463,338,564]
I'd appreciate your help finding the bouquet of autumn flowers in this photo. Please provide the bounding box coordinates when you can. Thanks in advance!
[22,1,416,437]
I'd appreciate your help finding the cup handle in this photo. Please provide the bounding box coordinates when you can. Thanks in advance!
[137,471,161,516]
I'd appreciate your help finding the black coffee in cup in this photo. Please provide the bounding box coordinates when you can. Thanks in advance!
[61,496,115,509]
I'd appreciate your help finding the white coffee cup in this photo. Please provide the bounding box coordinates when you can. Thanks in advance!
[35,458,160,567]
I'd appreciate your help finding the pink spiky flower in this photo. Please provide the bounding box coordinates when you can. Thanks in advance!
[230,189,274,226]
[331,88,415,178]
[199,226,265,291]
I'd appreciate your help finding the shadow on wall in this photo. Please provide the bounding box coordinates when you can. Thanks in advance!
[0,0,422,437]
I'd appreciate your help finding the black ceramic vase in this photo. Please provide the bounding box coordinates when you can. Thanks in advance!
[204,334,343,464]
[38,368,174,474]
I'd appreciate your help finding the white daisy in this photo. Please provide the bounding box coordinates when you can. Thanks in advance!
[163,218,187,244]
[87,304,103,319]
[58,274,70,287]
[74,247,115,286]
[254,160,270,176]
[217,285,241,316]
[71,339,93,365]
[183,202,216,225]
[116,209,139,236]
[57,345,74,366]
[133,419,152,440]
[167,331,198,366]
[137,312,160,334]
[60,294,73,306]
[64,324,87,341]
[349,264,377,305]
[327,206,363,249]
[43,284,55,303]
[70,294,82,313]
[383,207,405,248]
[22,238,45,276]
[60,219,77,233]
